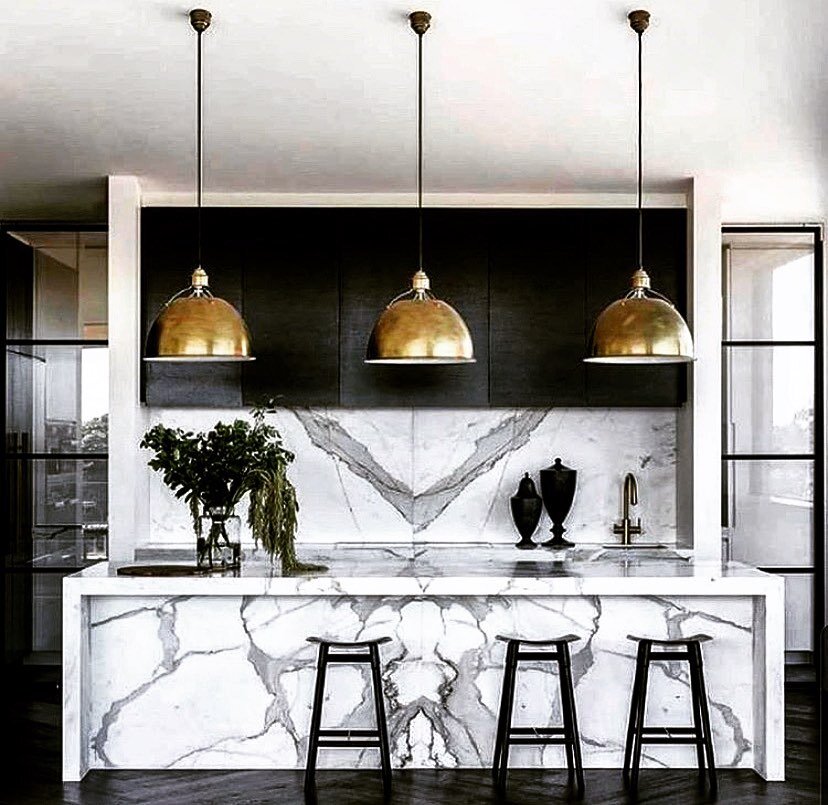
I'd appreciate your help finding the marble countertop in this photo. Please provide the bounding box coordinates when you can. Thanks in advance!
[66,543,781,597]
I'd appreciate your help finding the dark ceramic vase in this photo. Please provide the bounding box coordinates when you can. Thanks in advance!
[510,473,543,549]
[540,457,577,549]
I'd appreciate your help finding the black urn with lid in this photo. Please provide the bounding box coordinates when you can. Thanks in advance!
[510,473,543,549]
[540,457,577,549]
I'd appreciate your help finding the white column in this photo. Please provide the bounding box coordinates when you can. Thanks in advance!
[107,176,147,561]
[61,577,89,780]
[685,177,723,559]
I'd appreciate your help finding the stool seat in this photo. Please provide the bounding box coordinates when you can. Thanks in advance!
[626,634,712,645]
[492,635,584,797]
[307,636,392,648]
[623,635,717,795]
[495,633,580,645]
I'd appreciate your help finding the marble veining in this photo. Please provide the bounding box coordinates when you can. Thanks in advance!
[64,549,784,782]
[83,593,755,773]
[144,407,678,546]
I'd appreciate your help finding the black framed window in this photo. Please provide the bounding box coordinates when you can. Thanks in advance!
[3,225,107,663]
[721,226,824,661]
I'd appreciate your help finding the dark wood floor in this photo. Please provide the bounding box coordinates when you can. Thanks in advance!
[1,668,818,805]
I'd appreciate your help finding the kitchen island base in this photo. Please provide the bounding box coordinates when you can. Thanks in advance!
[63,546,784,782]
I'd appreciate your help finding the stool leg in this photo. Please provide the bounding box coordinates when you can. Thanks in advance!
[304,644,329,793]
[623,641,647,785]
[629,641,651,795]
[559,655,576,786]
[492,641,516,780]
[558,643,585,798]
[369,644,393,797]
[496,641,519,791]
[687,646,707,779]
[691,643,718,793]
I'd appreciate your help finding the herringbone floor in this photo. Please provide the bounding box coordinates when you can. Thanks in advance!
[1,668,818,805]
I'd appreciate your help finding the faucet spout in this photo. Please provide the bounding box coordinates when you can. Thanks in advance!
[614,472,643,545]
[624,473,638,514]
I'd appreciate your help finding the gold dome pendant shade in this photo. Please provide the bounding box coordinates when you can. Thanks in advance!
[584,10,693,365]
[365,11,475,365]
[585,269,693,364]
[144,10,254,363]
[145,268,253,361]
[366,270,474,363]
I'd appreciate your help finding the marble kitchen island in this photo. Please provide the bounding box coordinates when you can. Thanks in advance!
[63,544,784,782]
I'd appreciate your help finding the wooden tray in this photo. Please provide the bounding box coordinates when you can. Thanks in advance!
[116,564,231,577]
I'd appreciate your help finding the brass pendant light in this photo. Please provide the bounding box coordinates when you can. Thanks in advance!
[365,11,475,364]
[584,10,693,365]
[145,9,253,362]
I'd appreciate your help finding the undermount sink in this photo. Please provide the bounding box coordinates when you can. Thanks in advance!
[593,545,691,562]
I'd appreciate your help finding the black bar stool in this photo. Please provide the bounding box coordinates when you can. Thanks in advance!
[623,634,717,795]
[492,634,584,797]
[304,636,392,797]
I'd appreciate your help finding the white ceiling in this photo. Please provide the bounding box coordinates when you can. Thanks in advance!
[2,0,827,220]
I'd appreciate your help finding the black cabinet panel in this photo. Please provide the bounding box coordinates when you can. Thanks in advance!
[489,210,586,406]
[141,207,688,408]
[584,209,688,406]
[141,208,242,406]
[241,209,339,407]
[339,209,489,407]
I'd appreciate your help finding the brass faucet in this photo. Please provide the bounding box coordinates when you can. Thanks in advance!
[613,473,642,545]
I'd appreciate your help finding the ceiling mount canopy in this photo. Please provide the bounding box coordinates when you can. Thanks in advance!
[584,9,693,365]
[144,8,253,363]
[365,10,475,365]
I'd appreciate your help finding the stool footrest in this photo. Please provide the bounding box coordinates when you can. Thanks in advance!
[317,729,382,748]
[639,726,703,745]
[507,726,570,746]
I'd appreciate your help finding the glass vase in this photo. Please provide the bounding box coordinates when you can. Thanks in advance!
[197,507,241,570]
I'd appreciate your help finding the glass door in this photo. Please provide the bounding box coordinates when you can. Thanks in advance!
[721,226,823,663]
[3,225,108,665]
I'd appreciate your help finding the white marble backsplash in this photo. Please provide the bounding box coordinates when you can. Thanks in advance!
[143,408,678,546]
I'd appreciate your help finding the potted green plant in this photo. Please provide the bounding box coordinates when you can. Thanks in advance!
[140,405,324,574]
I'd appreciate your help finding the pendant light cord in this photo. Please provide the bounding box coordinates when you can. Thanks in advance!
[196,25,204,271]
[417,30,424,271]
[636,28,643,271]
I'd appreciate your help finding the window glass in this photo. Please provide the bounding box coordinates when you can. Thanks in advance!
[724,459,813,567]
[6,346,108,453]
[5,231,108,340]
[724,345,813,454]
[722,232,814,341]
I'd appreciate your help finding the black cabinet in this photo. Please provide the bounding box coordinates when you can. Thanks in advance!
[583,209,688,406]
[489,210,586,406]
[241,209,339,407]
[338,208,489,407]
[141,208,243,407]
[140,207,688,408]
